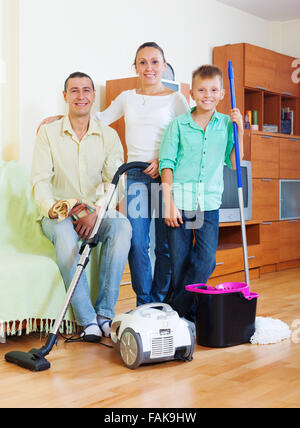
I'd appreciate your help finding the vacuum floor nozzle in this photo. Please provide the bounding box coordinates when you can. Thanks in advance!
[5,349,51,372]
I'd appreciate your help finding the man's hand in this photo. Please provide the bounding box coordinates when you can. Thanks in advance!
[72,211,98,240]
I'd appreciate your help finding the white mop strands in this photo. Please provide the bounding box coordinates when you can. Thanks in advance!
[250,316,291,345]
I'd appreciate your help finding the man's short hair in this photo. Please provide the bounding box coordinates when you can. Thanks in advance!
[192,65,223,87]
[64,72,95,92]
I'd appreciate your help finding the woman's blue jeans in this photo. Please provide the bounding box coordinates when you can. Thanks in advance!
[41,210,132,326]
[126,168,171,306]
[167,209,219,321]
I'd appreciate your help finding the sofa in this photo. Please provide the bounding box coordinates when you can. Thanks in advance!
[0,160,101,341]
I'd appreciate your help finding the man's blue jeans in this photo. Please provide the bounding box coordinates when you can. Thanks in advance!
[126,168,171,306]
[167,209,219,321]
[41,209,132,326]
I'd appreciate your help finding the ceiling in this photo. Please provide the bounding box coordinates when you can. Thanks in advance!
[216,0,300,21]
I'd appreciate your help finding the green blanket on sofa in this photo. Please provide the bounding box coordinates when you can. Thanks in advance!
[0,160,101,337]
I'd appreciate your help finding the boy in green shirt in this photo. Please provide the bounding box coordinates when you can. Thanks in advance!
[159,64,244,321]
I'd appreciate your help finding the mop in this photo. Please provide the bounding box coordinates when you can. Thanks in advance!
[228,61,291,345]
[4,161,149,371]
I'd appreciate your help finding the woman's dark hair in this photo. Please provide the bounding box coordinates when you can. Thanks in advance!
[133,42,166,66]
[64,72,95,92]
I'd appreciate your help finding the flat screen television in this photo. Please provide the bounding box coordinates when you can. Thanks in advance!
[219,160,252,223]
[280,180,300,220]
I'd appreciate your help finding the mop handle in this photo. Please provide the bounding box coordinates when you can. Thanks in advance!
[228,61,242,188]
[228,61,250,286]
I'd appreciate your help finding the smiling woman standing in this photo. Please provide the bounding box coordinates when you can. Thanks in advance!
[94,42,189,306]
[37,42,190,307]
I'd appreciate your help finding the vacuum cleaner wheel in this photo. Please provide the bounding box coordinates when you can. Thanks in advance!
[119,328,143,369]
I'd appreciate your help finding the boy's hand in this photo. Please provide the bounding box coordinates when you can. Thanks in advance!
[230,108,243,133]
[165,200,183,228]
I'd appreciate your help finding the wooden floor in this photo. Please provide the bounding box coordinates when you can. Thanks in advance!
[0,268,299,408]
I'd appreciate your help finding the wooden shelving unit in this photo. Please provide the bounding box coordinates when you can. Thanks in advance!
[213,42,300,279]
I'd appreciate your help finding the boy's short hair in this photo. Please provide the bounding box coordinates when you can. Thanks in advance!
[192,65,223,87]
[64,72,95,92]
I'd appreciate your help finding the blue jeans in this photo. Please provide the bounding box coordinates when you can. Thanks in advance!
[41,209,132,326]
[167,209,219,321]
[126,169,171,306]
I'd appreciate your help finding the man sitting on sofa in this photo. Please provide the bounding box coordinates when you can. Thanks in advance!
[31,71,132,342]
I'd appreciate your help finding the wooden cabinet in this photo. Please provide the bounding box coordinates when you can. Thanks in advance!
[252,178,279,221]
[243,43,299,96]
[244,44,278,93]
[260,222,280,266]
[251,134,280,178]
[276,55,300,97]
[280,137,300,179]
[213,43,300,134]
[279,220,300,262]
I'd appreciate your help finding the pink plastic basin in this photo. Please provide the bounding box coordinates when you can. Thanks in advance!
[185,282,259,300]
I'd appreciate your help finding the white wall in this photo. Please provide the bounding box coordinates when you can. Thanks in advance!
[281,19,300,58]
[11,0,277,168]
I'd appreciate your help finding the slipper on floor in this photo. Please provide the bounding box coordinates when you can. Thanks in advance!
[98,318,112,338]
[81,322,102,343]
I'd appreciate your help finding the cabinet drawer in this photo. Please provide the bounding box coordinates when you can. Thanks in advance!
[279,220,300,262]
[212,244,261,278]
[280,139,300,179]
[252,179,279,221]
[260,222,280,265]
[251,135,280,178]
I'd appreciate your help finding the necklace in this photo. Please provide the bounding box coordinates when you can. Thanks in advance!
[139,85,168,105]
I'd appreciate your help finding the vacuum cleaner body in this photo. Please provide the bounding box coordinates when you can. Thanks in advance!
[111,303,194,369]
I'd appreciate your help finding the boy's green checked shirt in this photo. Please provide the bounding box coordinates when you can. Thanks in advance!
[159,108,234,211]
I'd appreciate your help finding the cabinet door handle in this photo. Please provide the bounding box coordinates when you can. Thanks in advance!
[262,222,273,225]
[216,262,225,266]
[261,135,273,139]
[288,138,299,142]
[261,178,273,182]
[248,256,255,260]
[256,86,267,91]
[288,219,298,223]
[283,92,292,96]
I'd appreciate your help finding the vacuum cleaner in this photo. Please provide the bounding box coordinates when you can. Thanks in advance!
[4,161,151,371]
[185,61,259,348]
[111,303,194,369]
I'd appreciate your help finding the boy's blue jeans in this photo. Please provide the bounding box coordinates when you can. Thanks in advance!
[41,209,132,326]
[167,209,219,321]
[126,168,171,306]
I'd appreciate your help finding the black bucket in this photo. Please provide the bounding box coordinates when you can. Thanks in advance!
[186,282,259,348]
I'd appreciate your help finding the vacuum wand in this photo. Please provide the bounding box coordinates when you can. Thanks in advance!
[5,161,149,372]
[228,61,250,286]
